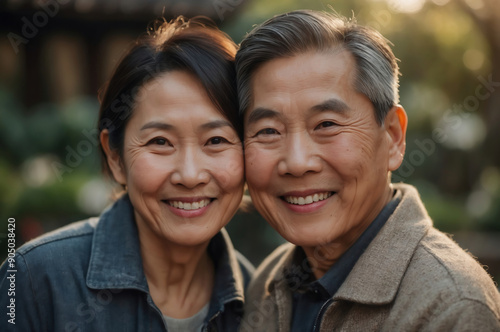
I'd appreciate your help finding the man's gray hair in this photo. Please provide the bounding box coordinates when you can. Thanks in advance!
[235,10,400,125]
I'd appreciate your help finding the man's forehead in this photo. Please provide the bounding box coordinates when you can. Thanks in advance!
[244,50,357,113]
[245,98,351,125]
[249,49,354,89]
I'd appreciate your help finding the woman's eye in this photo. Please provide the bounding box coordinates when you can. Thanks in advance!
[316,121,336,129]
[256,128,279,136]
[147,137,169,146]
[207,136,229,145]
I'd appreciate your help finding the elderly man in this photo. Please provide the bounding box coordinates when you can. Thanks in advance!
[236,10,500,331]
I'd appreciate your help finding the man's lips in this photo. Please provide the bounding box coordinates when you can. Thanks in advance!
[280,191,335,206]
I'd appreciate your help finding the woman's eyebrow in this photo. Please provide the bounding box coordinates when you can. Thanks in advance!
[140,121,174,131]
[200,119,233,130]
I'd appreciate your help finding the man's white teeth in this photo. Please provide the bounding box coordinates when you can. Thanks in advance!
[284,192,333,205]
[169,199,210,210]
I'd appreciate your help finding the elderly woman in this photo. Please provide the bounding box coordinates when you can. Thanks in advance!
[0,16,253,331]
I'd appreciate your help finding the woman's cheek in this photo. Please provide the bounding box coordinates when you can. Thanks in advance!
[128,153,170,192]
[214,153,244,191]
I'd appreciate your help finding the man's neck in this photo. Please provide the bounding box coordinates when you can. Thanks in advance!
[302,186,394,280]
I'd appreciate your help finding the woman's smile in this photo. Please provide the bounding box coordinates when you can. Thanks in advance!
[163,197,214,218]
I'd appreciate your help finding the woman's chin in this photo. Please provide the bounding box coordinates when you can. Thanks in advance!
[162,229,217,248]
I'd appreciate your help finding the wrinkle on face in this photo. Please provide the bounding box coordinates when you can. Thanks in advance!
[116,71,244,250]
[244,50,395,251]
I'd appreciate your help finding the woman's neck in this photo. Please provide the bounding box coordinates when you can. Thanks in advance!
[137,221,215,318]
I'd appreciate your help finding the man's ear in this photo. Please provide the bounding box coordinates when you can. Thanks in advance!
[385,105,408,171]
[100,130,127,185]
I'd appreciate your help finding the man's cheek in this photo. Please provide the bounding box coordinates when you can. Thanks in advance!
[244,146,262,168]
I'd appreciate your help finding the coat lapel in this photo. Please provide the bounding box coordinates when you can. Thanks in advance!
[334,184,432,305]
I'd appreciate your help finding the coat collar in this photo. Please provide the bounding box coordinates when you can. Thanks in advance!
[86,193,246,306]
[267,183,432,306]
[334,183,432,304]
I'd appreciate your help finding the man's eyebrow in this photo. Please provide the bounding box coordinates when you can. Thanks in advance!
[140,121,174,131]
[311,98,350,114]
[246,107,282,125]
[200,119,233,130]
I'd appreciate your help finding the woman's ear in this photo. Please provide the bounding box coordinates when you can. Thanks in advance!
[100,130,127,185]
[385,105,408,171]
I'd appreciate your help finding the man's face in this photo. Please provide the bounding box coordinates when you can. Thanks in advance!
[244,50,406,248]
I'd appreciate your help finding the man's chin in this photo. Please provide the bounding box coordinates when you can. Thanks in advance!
[281,232,335,249]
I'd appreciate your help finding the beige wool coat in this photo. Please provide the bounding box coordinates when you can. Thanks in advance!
[240,184,500,332]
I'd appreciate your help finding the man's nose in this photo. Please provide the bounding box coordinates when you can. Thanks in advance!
[277,131,322,177]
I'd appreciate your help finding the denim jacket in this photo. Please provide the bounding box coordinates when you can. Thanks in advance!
[0,194,254,332]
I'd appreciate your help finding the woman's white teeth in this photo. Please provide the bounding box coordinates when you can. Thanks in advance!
[284,192,332,205]
[169,199,210,210]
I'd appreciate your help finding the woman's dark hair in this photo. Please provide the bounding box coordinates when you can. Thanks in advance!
[97,16,240,180]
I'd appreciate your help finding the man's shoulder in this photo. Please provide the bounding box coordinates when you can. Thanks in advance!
[391,183,499,306]
[402,226,500,315]
[15,218,98,263]
[234,250,256,288]
[421,228,499,297]
[240,243,294,332]
[247,243,294,296]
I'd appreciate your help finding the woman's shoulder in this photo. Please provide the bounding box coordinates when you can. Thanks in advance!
[0,218,101,307]
[15,217,99,262]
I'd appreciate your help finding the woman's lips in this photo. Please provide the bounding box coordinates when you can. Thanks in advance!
[167,198,211,210]
[162,197,214,218]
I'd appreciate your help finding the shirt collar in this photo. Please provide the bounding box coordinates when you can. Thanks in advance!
[267,184,431,305]
[333,183,431,304]
[283,190,401,299]
[319,189,402,296]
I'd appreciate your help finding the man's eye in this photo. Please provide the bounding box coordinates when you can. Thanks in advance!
[256,128,279,136]
[316,121,336,129]
[207,136,229,145]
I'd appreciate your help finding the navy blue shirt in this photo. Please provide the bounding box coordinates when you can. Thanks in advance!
[288,190,402,332]
[0,194,254,332]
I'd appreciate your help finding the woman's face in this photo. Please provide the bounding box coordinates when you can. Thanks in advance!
[111,71,244,247]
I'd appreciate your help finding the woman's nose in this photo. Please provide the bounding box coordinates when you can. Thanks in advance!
[170,146,210,188]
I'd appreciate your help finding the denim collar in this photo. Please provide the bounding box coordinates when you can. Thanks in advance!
[86,193,148,291]
[207,228,245,317]
[86,194,245,310]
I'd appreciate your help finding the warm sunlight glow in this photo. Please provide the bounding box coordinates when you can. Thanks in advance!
[463,49,485,71]
[437,114,486,150]
[432,0,450,5]
[465,0,485,10]
[387,0,426,13]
